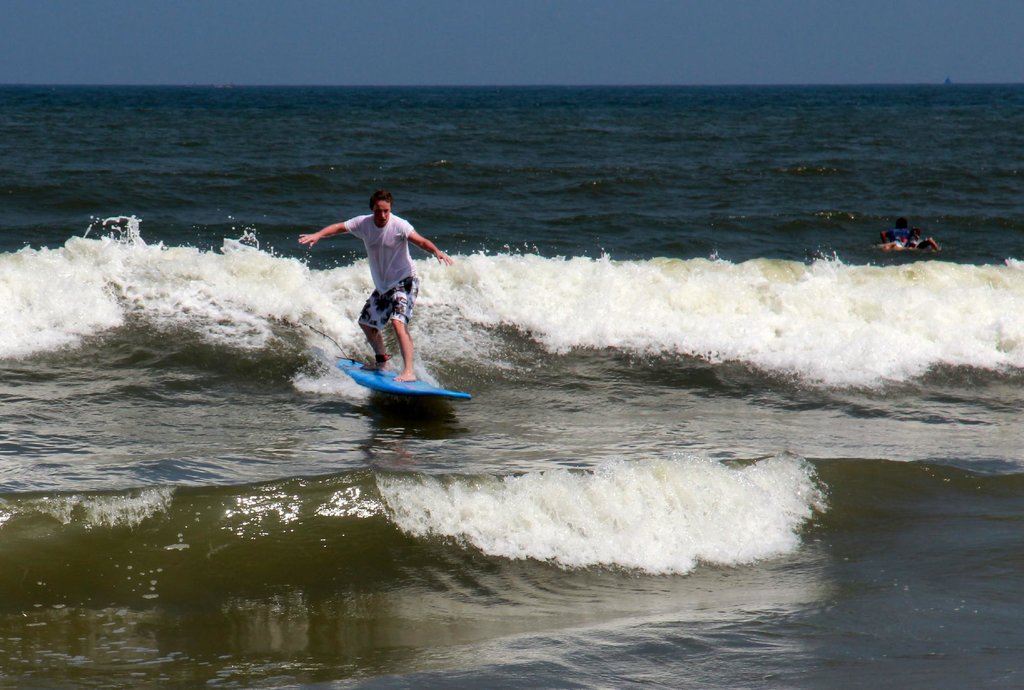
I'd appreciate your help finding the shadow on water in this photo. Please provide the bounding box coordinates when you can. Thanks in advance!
[359,392,471,437]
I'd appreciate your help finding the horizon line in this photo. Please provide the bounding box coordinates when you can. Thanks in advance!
[2,80,1020,89]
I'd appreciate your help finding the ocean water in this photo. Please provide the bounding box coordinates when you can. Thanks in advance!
[1,84,1023,688]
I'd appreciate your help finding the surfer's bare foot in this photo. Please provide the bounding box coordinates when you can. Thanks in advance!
[394,371,417,382]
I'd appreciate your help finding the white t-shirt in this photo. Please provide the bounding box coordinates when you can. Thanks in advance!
[344,213,417,292]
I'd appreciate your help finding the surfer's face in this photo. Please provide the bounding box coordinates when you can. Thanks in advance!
[372,201,391,228]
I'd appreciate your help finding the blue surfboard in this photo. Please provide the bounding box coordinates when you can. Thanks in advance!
[335,358,472,400]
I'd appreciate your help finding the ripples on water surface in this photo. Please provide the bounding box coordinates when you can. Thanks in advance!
[0,85,1022,687]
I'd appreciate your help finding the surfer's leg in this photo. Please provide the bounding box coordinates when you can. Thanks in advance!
[358,289,393,369]
[360,323,389,369]
[391,320,416,382]
[386,277,418,381]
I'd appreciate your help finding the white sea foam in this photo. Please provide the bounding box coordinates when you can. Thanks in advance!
[448,253,1024,386]
[291,350,371,400]
[3,222,1023,387]
[0,220,366,359]
[24,488,174,529]
[0,244,125,358]
[377,454,824,575]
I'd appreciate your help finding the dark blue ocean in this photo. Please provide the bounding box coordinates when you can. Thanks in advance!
[1,85,1023,688]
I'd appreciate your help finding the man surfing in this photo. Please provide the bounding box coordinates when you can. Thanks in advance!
[299,190,453,382]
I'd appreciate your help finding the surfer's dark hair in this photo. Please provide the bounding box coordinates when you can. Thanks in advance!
[895,217,909,229]
[369,189,393,209]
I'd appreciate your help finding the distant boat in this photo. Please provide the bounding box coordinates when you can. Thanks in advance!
[944,76,953,85]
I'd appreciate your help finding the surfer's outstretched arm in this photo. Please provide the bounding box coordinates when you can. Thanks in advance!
[409,231,454,265]
[299,221,349,247]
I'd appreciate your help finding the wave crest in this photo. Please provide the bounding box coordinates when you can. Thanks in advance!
[378,454,824,575]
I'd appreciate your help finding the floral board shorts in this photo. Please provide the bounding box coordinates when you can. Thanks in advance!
[358,276,420,331]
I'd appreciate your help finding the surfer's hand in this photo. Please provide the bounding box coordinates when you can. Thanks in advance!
[435,250,454,265]
[298,232,319,247]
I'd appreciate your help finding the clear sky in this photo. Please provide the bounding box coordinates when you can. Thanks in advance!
[1,0,1021,86]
